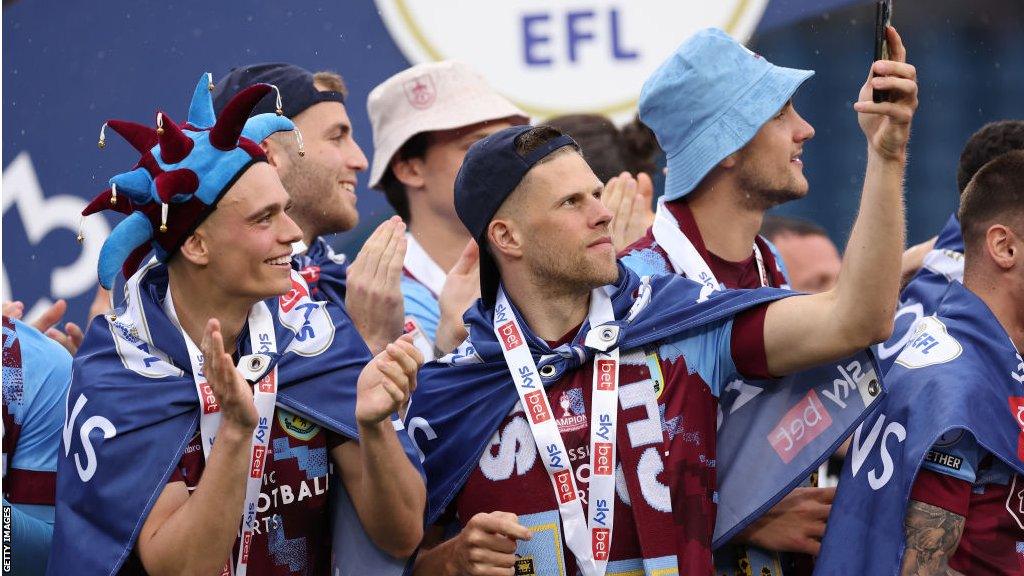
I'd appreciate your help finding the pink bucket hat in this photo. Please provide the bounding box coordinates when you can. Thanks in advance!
[367,60,529,189]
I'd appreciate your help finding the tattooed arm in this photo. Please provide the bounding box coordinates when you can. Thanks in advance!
[899,500,966,576]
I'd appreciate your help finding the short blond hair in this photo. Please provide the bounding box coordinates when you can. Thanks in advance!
[313,71,348,98]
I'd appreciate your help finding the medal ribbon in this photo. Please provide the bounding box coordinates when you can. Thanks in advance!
[165,293,278,576]
[493,287,619,576]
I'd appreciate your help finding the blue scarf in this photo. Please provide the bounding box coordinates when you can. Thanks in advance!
[877,214,964,373]
[406,263,880,548]
[816,282,1024,575]
[48,262,419,575]
[293,236,350,305]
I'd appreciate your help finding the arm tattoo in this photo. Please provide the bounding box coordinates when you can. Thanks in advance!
[900,500,966,576]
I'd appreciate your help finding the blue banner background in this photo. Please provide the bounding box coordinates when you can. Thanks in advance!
[3,0,1022,324]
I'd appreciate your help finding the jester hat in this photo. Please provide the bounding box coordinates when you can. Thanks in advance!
[84,73,300,289]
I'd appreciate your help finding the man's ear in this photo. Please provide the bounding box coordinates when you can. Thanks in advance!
[985,224,1017,271]
[487,218,523,260]
[178,229,211,266]
[391,156,427,190]
[261,136,288,170]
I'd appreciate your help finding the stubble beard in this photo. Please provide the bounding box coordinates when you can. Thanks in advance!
[736,164,808,211]
[278,158,358,238]
[527,242,619,295]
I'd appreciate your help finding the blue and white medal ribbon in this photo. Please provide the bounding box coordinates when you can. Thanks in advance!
[166,292,279,576]
[493,286,620,576]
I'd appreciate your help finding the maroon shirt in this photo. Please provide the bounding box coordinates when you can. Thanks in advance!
[123,408,343,576]
[912,457,1024,575]
[454,305,770,574]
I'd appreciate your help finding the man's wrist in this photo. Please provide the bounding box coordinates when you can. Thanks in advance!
[217,420,255,444]
[356,417,394,437]
[868,144,908,165]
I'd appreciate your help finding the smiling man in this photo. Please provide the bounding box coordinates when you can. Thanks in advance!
[214,64,406,355]
[48,75,424,576]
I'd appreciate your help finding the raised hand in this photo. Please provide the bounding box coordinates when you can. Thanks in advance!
[200,318,258,432]
[452,512,533,576]
[855,26,918,161]
[603,171,655,251]
[355,334,424,426]
[736,486,835,555]
[435,240,481,356]
[346,216,408,354]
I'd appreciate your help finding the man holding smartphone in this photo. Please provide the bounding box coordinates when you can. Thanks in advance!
[622,24,918,576]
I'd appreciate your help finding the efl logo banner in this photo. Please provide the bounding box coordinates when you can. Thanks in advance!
[374,0,769,123]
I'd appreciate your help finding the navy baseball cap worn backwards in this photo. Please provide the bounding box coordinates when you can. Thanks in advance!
[454,124,578,305]
[640,28,814,201]
[212,62,346,118]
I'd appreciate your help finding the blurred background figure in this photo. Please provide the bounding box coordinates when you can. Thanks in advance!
[3,315,73,575]
[760,215,842,293]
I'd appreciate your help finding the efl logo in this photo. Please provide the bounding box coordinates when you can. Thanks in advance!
[498,321,523,350]
[250,445,267,478]
[768,389,833,464]
[553,469,576,504]
[592,528,611,561]
[280,277,309,313]
[241,531,253,564]
[596,359,617,391]
[404,320,417,334]
[593,442,614,475]
[524,390,551,424]
[200,383,220,414]
[258,372,277,394]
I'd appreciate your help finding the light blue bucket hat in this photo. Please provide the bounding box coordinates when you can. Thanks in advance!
[640,28,814,201]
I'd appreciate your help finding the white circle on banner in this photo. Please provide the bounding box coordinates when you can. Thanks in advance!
[374,0,770,122]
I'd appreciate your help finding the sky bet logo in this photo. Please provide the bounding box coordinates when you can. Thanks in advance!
[250,445,267,478]
[241,530,252,563]
[594,442,614,475]
[592,527,611,561]
[499,321,523,350]
[258,372,276,394]
[524,390,551,423]
[553,469,576,504]
[596,359,616,391]
[200,383,220,414]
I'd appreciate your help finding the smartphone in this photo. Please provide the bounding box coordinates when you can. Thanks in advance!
[873,0,893,103]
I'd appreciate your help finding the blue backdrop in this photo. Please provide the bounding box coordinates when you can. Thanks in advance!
[3,0,1022,324]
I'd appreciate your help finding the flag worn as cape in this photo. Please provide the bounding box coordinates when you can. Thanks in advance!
[816,281,1024,575]
[876,213,964,373]
[293,236,349,305]
[48,261,420,576]
[405,263,882,551]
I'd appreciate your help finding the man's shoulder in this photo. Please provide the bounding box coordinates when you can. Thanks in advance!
[619,232,671,278]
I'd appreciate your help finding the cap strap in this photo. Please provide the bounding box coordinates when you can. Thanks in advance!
[520,134,576,167]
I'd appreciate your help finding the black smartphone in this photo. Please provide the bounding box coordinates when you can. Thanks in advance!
[873,0,893,103]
